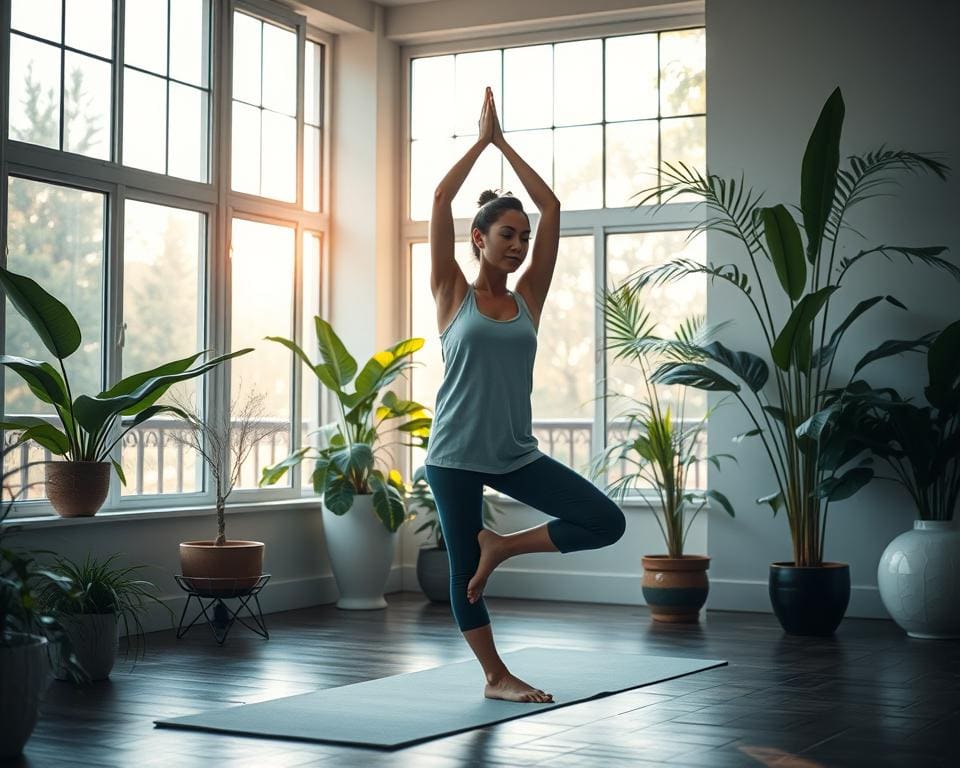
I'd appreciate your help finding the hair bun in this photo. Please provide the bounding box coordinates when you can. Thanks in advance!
[477,189,500,207]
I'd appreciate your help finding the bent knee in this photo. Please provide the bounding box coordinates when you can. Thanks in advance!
[600,503,626,546]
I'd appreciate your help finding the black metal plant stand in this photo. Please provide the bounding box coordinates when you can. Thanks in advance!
[173,574,270,646]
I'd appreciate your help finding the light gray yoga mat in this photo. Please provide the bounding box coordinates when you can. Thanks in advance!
[156,647,726,749]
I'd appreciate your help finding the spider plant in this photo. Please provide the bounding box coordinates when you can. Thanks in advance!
[587,282,735,557]
[629,86,955,566]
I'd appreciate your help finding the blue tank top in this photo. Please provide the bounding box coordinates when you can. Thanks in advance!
[424,285,544,474]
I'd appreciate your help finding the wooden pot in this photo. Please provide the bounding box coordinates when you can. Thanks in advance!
[641,555,710,623]
[179,540,264,597]
[44,461,111,517]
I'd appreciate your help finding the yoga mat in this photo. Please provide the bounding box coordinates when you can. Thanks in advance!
[155,647,726,749]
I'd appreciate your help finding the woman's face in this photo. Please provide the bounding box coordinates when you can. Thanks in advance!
[474,209,531,271]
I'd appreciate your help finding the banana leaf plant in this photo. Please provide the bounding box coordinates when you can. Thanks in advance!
[0,266,252,484]
[630,86,955,566]
[259,317,431,533]
[587,283,735,557]
[846,319,960,522]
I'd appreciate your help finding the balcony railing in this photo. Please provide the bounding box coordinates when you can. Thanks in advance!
[3,416,705,503]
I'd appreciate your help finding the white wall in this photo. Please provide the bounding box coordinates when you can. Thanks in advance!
[704,0,960,617]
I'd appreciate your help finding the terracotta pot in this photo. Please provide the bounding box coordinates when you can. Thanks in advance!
[44,461,111,517]
[179,540,264,597]
[0,634,49,758]
[641,555,710,623]
[769,562,850,636]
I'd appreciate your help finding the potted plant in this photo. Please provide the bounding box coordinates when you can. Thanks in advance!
[166,387,284,596]
[260,318,430,609]
[631,87,954,635]
[858,320,960,638]
[0,266,252,517]
[36,552,173,681]
[588,284,735,622]
[0,445,84,757]
[407,465,505,603]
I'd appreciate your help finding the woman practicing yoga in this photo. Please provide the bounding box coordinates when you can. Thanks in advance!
[424,88,626,704]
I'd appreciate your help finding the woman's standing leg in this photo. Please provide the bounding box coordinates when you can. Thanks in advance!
[424,464,553,703]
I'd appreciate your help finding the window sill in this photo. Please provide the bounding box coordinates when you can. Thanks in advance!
[3,496,324,530]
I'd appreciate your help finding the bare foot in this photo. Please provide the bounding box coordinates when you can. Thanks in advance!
[467,529,509,604]
[485,672,554,703]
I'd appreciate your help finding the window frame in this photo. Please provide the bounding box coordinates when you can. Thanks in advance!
[0,0,333,518]
[401,15,706,499]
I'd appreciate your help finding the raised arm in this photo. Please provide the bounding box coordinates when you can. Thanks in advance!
[488,90,561,312]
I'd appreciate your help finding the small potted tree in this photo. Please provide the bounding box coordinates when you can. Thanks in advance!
[36,553,172,681]
[588,284,735,622]
[0,266,251,517]
[167,387,284,596]
[407,465,505,603]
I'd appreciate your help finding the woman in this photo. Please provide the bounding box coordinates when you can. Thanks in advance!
[423,88,626,704]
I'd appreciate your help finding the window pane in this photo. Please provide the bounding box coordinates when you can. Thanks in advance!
[660,29,706,117]
[65,0,113,58]
[168,82,209,182]
[305,40,322,126]
[262,22,297,117]
[301,233,322,490]
[409,136,455,221]
[11,0,62,43]
[230,219,295,489]
[661,115,706,202]
[4,178,105,417]
[554,125,602,210]
[232,12,262,106]
[8,35,61,149]
[121,201,206,496]
[454,50,501,136]
[231,101,261,195]
[122,69,167,173]
[554,40,601,127]
[503,45,552,131]
[605,34,658,122]
[530,236,595,471]
[170,0,211,88]
[125,0,168,75]
[605,231,707,490]
[452,136,502,220]
[411,55,453,139]
[605,121,658,208]
[501,129,552,212]
[261,111,296,202]
[304,124,321,212]
[64,52,112,160]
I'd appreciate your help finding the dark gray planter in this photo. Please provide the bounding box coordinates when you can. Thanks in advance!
[416,547,450,603]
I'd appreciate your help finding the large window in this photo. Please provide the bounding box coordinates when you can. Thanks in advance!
[405,23,707,494]
[2,1,330,515]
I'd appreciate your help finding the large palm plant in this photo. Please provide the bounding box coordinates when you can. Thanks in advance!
[629,87,955,566]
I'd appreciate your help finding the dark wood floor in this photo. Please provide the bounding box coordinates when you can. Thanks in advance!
[9,592,959,767]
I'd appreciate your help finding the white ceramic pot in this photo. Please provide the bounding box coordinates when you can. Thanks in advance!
[877,520,960,639]
[322,494,397,610]
[50,613,120,681]
[0,634,50,758]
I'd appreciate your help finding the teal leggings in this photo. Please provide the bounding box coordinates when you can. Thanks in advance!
[424,455,626,632]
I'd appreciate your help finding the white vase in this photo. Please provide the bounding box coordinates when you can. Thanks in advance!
[322,494,397,610]
[877,520,960,639]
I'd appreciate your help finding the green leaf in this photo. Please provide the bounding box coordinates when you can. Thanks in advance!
[732,428,762,443]
[811,296,902,370]
[816,467,874,502]
[111,459,127,486]
[761,204,806,300]
[795,405,839,442]
[705,489,735,517]
[102,352,205,403]
[763,405,787,423]
[1,418,70,455]
[800,87,844,263]
[757,490,784,516]
[260,447,311,486]
[0,266,82,360]
[926,319,960,411]
[355,338,425,397]
[0,355,69,407]
[853,332,936,377]
[700,341,769,393]
[771,286,838,370]
[652,362,740,392]
[837,245,958,284]
[314,317,357,388]
[371,473,406,532]
[323,472,356,515]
